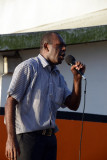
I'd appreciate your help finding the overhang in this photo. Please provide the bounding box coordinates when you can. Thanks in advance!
[0,25,107,51]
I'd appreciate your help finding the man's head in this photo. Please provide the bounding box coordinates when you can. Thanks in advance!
[40,32,66,65]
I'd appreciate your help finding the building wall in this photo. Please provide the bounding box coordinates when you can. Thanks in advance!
[58,41,107,116]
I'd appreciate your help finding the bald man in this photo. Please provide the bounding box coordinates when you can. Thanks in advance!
[5,32,85,160]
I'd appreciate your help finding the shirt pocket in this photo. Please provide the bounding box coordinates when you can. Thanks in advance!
[54,87,64,105]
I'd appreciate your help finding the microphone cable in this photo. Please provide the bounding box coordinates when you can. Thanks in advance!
[79,78,87,160]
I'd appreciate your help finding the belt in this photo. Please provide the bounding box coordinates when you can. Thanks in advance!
[33,128,55,136]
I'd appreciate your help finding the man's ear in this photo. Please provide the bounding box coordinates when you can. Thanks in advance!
[44,43,49,51]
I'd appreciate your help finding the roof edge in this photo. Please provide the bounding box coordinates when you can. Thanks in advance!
[0,25,107,51]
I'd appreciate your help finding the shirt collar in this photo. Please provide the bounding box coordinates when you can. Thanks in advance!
[38,54,49,68]
[38,54,59,73]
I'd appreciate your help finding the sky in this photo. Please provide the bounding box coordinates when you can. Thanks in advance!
[0,0,107,34]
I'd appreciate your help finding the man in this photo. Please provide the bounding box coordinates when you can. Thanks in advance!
[5,32,85,160]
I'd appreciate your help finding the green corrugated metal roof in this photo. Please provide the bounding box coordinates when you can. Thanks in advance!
[0,25,107,51]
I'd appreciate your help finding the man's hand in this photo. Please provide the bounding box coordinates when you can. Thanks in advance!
[64,61,86,110]
[71,61,86,80]
[5,136,20,160]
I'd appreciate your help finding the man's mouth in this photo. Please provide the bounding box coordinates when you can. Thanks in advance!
[59,54,65,60]
[60,55,64,60]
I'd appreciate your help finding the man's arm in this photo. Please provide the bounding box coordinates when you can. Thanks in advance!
[5,96,20,160]
[64,61,85,111]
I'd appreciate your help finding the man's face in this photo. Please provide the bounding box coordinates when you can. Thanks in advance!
[47,35,66,65]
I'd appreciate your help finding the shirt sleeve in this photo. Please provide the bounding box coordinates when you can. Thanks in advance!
[7,62,32,102]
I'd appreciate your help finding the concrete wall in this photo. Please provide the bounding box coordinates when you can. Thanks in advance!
[58,41,107,116]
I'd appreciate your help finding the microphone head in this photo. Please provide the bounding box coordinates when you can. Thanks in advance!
[65,55,76,65]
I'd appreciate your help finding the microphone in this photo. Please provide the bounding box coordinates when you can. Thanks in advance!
[65,55,86,80]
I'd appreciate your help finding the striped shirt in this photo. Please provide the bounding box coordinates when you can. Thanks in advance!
[7,54,71,134]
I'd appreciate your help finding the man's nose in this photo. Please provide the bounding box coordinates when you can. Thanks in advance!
[62,45,66,50]
[61,46,66,55]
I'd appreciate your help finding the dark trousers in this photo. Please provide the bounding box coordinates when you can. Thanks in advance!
[17,132,57,160]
